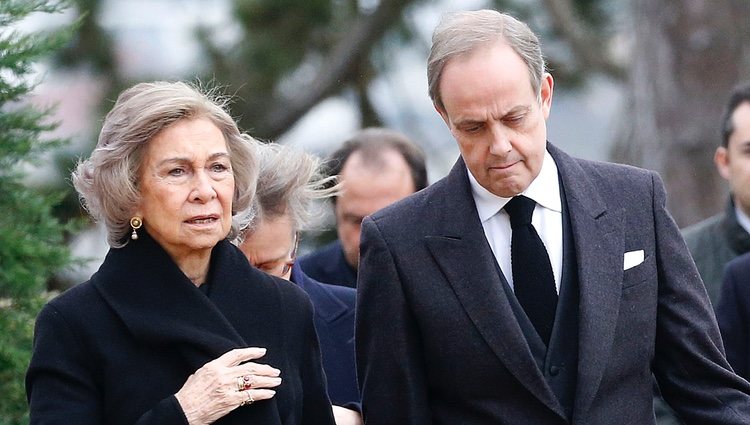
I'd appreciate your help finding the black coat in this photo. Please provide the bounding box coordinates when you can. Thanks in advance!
[26,231,335,425]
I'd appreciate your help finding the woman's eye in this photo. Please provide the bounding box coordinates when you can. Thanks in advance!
[211,163,229,172]
[168,168,185,176]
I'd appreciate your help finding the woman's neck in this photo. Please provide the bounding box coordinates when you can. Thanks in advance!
[170,249,212,287]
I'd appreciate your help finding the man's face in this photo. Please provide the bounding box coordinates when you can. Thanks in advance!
[716,102,750,215]
[335,149,416,269]
[437,41,553,198]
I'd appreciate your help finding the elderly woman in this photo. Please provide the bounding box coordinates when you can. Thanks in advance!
[25,81,335,425]
[238,143,361,425]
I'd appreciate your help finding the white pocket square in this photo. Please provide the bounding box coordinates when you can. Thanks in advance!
[623,250,644,271]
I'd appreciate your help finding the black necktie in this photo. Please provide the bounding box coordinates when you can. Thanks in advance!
[504,195,558,345]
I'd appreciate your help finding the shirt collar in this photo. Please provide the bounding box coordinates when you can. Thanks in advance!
[735,203,750,234]
[468,150,562,222]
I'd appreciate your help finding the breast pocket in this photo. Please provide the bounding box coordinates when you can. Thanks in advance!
[622,253,654,290]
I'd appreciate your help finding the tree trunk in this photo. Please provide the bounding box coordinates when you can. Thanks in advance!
[611,0,750,227]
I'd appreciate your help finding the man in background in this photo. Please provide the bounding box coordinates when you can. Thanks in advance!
[297,127,427,287]
[682,82,750,306]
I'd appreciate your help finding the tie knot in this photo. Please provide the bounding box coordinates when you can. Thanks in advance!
[504,195,536,228]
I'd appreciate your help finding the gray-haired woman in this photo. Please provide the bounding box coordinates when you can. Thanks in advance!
[25,81,335,425]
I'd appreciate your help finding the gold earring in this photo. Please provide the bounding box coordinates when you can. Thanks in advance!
[130,217,142,240]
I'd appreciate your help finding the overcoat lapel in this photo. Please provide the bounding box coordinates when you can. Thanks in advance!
[424,158,566,419]
[548,144,624,419]
[92,231,252,370]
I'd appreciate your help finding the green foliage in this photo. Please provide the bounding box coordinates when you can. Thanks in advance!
[0,1,75,423]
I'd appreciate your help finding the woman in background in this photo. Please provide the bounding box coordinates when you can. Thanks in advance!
[239,143,361,425]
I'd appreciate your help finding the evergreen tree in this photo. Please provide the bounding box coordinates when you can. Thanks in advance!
[0,1,75,423]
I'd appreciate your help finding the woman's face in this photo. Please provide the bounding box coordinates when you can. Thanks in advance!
[136,117,235,261]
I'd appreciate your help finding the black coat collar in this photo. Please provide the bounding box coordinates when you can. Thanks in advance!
[91,230,271,369]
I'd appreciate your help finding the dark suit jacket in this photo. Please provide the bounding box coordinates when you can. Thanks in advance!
[356,143,750,425]
[290,264,359,406]
[717,252,750,380]
[26,231,335,425]
[298,240,357,288]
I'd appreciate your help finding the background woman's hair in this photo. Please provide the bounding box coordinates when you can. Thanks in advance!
[241,142,338,239]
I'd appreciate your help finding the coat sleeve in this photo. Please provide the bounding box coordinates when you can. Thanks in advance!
[26,304,189,425]
[356,216,432,425]
[716,258,750,381]
[648,172,750,424]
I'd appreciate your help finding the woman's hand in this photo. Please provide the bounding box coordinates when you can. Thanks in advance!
[175,347,281,424]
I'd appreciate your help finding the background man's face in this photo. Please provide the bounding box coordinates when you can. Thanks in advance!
[335,149,415,268]
[716,101,750,214]
[437,41,553,198]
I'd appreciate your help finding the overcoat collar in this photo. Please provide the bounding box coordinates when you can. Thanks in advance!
[90,230,275,371]
[424,143,623,421]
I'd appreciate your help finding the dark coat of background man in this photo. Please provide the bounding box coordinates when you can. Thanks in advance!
[355,9,750,425]
[717,251,750,383]
[712,83,750,391]
[682,82,750,306]
[297,128,427,288]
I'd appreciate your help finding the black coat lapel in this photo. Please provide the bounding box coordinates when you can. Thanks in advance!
[424,158,565,418]
[92,231,247,370]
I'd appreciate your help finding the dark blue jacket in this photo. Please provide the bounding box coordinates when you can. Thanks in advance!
[717,252,750,381]
[298,240,357,288]
[290,264,359,407]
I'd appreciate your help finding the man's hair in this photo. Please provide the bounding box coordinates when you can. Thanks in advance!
[326,127,428,199]
[428,9,546,110]
[721,82,750,148]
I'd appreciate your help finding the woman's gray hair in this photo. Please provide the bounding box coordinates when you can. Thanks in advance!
[428,9,546,110]
[241,143,338,238]
[72,81,259,247]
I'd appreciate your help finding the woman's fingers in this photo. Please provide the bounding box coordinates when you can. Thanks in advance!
[236,389,277,407]
[235,361,280,377]
[235,373,282,391]
[216,347,268,367]
[175,347,282,423]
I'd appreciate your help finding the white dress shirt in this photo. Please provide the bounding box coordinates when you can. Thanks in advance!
[736,204,750,235]
[468,151,563,293]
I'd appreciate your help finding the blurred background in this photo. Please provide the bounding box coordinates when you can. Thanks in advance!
[1,0,749,420]
[20,0,749,286]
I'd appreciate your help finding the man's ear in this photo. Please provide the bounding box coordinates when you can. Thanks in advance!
[540,73,554,119]
[714,146,731,181]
